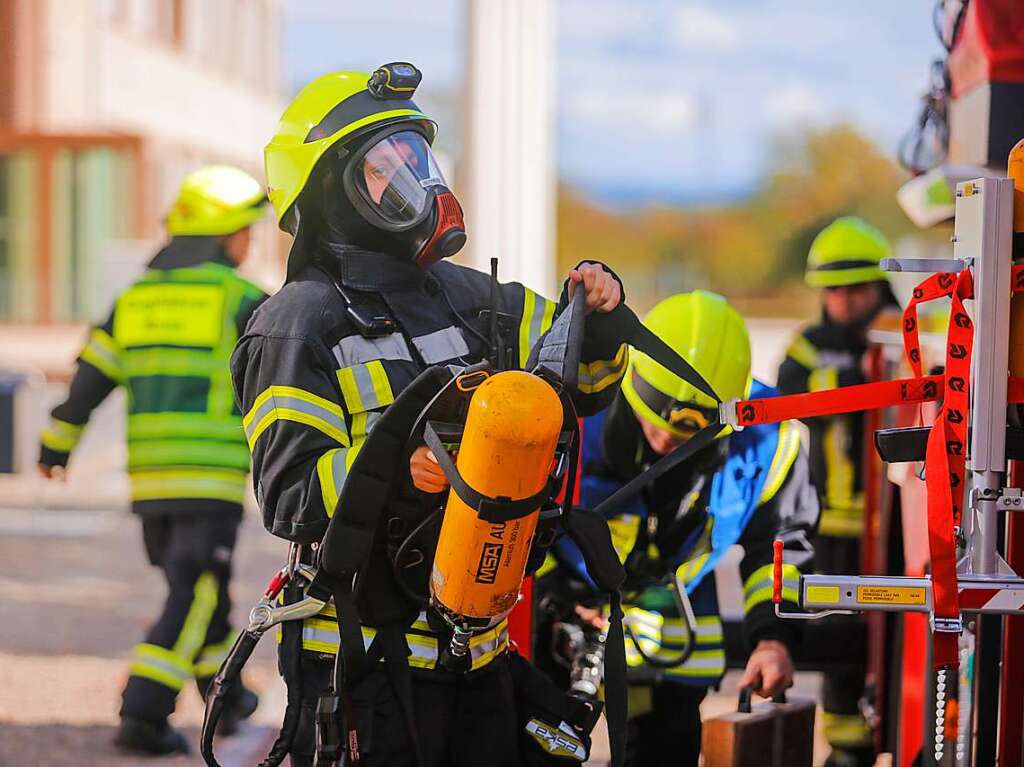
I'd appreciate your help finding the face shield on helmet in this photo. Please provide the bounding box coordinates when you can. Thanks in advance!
[340,126,466,266]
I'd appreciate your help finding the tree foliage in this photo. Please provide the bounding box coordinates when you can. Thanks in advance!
[557,124,942,315]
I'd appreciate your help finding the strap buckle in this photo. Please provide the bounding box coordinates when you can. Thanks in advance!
[717,398,743,431]
[931,615,964,634]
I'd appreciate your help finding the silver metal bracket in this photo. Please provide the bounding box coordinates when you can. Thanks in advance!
[717,398,743,430]
[880,257,967,273]
[996,488,1024,511]
[931,615,964,634]
[247,593,327,634]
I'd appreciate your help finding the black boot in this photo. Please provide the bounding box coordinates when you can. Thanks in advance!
[217,686,260,736]
[114,717,190,756]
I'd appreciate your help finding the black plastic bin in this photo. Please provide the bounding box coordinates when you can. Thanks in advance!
[0,372,25,473]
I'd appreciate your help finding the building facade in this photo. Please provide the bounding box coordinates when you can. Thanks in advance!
[0,0,285,327]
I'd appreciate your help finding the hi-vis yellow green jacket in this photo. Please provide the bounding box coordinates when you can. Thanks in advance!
[230,248,629,666]
[39,238,267,513]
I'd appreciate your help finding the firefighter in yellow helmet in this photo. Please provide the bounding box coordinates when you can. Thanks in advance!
[231,63,626,766]
[537,291,819,767]
[38,165,268,755]
[777,216,901,767]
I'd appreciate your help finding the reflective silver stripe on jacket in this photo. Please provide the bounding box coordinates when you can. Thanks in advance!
[411,327,469,364]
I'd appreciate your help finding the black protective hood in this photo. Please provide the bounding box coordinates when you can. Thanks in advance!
[148,236,234,271]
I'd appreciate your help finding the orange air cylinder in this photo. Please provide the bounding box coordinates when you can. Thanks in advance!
[430,370,562,625]
[1009,139,1024,378]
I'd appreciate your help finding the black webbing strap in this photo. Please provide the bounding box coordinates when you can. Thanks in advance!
[258,578,306,767]
[378,626,425,767]
[592,420,726,519]
[604,593,627,767]
[422,421,555,523]
[625,315,720,403]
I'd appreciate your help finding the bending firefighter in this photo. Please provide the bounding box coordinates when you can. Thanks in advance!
[231,63,628,766]
[38,166,268,755]
[538,291,819,767]
[777,216,900,767]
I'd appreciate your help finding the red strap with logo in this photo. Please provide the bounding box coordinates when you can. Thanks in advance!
[919,271,974,668]
[727,266,1024,670]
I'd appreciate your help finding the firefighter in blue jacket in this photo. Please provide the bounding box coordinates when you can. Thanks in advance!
[539,291,819,767]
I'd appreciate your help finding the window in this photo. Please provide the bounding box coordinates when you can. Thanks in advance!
[0,154,39,321]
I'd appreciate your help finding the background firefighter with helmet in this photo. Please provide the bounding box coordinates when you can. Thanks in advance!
[776,215,901,767]
[36,165,269,756]
[231,63,629,766]
[536,290,819,767]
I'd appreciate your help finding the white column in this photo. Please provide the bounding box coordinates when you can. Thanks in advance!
[460,0,556,295]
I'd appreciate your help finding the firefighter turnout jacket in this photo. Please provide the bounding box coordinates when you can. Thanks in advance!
[776,307,895,538]
[39,237,267,514]
[545,384,818,687]
[231,245,629,667]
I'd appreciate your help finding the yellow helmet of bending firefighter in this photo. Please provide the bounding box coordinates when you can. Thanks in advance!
[164,165,266,236]
[622,291,751,439]
[804,216,891,288]
[265,64,436,232]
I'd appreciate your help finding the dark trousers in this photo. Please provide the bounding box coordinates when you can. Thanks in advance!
[814,534,872,751]
[287,654,522,767]
[626,683,706,767]
[120,510,241,722]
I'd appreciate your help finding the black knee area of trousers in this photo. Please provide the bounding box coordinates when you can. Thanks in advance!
[627,682,707,767]
[121,510,241,722]
[287,652,522,767]
[814,535,867,717]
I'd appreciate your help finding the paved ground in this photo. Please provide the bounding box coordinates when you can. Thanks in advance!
[0,502,289,767]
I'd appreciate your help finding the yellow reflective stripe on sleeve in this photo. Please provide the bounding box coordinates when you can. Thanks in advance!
[317,411,380,516]
[819,506,865,537]
[536,552,558,578]
[41,418,85,453]
[337,360,395,413]
[129,642,193,691]
[80,328,122,381]
[786,335,820,370]
[243,385,349,449]
[822,712,873,748]
[317,448,348,517]
[675,516,714,584]
[607,514,641,565]
[172,571,219,660]
[518,288,556,366]
[757,421,801,505]
[743,562,800,612]
[578,343,628,394]
[824,418,856,513]
[129,468,247,503]
[808,366,839,392]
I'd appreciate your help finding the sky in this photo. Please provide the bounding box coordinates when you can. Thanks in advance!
[282,0,945,207]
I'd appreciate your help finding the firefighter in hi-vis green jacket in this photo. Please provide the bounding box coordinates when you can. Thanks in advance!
[38,166,269,756]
